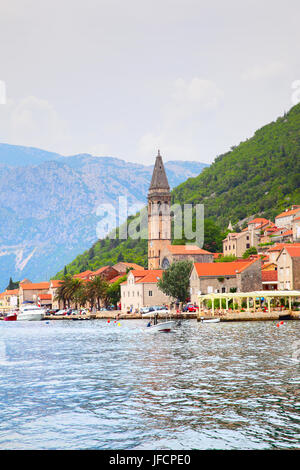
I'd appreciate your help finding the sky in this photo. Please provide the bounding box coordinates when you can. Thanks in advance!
[0,0,299,165]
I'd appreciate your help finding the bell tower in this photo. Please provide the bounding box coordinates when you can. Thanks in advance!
[148,150,171,269]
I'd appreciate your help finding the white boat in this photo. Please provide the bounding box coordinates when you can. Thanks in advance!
[199,318,220,323]
[145,320,176,332]
[17,304,46,321]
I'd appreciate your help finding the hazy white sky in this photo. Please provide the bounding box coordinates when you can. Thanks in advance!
[0,0,299,165]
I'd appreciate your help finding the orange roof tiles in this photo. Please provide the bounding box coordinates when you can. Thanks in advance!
[284,246,300,258]
[282,229,293,236]
[167,245,212,255]
[194,259,258,277]
[74,270,94,278]
[262,271,278,282]
[50,280,62,288]
[268,243,300,252]
[39,294,52,300]
[248,218,269,225]
[21,282,50,290]
[276,208,300,219]
[5,289,19,295]
[136,270,164,283]
[109,275,126,284]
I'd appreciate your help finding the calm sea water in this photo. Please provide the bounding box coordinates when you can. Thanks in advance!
[0,319,299,450]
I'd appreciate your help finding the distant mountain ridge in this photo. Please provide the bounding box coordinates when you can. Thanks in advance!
[0,143,208,290]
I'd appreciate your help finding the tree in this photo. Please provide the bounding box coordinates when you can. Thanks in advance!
[85,276,109,309]
[242,246,258,258]
[6,277,19,290]
[157,260,193,303]
[63,266,67,276]
[106,275,127,306]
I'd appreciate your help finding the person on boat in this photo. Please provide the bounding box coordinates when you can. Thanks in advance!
[146,321,152,327]
[154,313,158,325]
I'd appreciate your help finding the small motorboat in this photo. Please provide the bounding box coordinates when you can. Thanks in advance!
[3,311,17,321]
[199,317,220,323]
[145,320,176,332]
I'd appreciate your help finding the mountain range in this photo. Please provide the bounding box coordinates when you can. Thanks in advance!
[0,143,208,290]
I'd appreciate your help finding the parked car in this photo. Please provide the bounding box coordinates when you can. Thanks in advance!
[183,303,198,312]
[55,309,67,316]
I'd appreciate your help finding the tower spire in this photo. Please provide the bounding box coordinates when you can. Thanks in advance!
[149,150,170,191]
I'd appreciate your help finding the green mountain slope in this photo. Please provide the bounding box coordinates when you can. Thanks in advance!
[173,104,300,225]
[54,103,300,278]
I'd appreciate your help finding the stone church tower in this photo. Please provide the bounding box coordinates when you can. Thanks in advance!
[148,151,171,269]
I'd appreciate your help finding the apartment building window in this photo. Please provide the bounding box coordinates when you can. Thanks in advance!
[246,243,250,249]
[222,287,226,293]
[149,291,153,296]
[246,236,249,240]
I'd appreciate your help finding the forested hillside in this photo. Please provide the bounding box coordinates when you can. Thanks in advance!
[173,103,300,226]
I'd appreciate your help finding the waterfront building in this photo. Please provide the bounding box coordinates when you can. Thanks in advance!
[120,269,173,312]
[277,245,300,290]
[19,282,50,305]
[189,259,262,304]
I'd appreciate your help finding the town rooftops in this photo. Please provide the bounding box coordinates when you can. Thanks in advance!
[113,262,144,271]
[167,245,212,255]
[283,246,300,258]
[262,271,278,283]
[194,259,258,277]
[276,207,300,219]
[4,289,19,295]
[73,270,94,279]
[39,294,52,300]
[248,217,270,225]
[21,282,50,290]
[50,280,62,288]
[267,242,300,252]
[136,270,164,283]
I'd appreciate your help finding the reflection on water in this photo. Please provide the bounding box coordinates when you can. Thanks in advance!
[0,320,299,449]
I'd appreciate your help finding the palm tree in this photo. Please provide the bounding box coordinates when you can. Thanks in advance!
[54,276,83,308]
[85,276,108,310]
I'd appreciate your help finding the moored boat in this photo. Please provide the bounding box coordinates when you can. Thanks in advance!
[199,317,220,323]
[17,304,46,321]
[145,320,176,332]
[3,312,17,321]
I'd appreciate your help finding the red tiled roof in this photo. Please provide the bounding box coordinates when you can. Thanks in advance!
[262,271,278,282]
[276,208,300,219]
[5,289,19,295]
[248,218,269,225]
[114,262,144,271]
[194,259,258,277]
[282,229,293,236]
[109,275,125,284]
[74,270,93,278]
[50,280,62,288]
[294,216,300,221]
[268,243,300,252]
[93,266,118,276]
[213,253,223,259]
[39,294,52,300]
[167,245,211,255]
[284,246,300,258]
[21,282,50,290]
[136,270,164,283]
